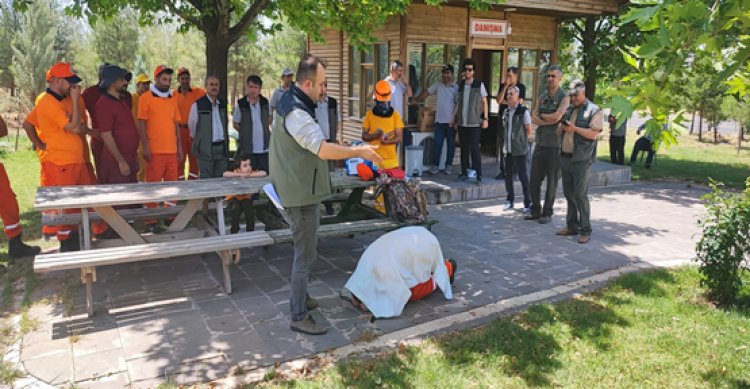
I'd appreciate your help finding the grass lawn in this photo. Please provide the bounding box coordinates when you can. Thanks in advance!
[597,131,750,189]
[255,268,750,388]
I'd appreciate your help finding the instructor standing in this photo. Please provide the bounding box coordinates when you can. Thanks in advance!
[270,55,381,335]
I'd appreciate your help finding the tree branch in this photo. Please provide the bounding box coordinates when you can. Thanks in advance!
[164,1,204,31]
[571,21,585,41]
[228,0,270,43]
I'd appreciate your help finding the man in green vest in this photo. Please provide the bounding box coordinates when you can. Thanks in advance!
[269,54,382,335]
[187,75,229,178]
[526,65,570,224]
[501,85,532,212]
[557,80,603,244]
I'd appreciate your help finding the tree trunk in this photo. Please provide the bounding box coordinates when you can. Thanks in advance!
[713,119,718,144]
[739,126,743,155]
[689,111,695,134]
[582,17,597,101]
[698,110,703,142]
[205,37,231,103]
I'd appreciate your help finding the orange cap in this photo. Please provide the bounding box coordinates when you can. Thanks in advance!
[177,67,190,77]
[374,80,391,102]
[153,65,174,80]
[46,62,81,83]
[357,163,374,181]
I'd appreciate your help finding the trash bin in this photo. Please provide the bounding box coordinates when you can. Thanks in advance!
[405,145,424,177]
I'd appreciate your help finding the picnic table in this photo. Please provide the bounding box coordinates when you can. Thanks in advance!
[33,174,426,316]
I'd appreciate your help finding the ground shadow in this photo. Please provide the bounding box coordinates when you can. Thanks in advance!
[332,347,419,389]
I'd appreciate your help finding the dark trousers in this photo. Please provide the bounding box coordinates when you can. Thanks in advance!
[458,126,482,178]
[498,128,506,175]
[280,204,320,322]
[228,197,254,233]
[529,145,560,217]
[251,153,269,174]
[630,137,655,166]
[609,135,625,165]
[505,153,531,208]
[198,143,228,179]
[433,123,456,168]
[561,156,592,235]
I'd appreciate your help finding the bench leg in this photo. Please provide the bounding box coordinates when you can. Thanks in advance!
[81,267,97,317]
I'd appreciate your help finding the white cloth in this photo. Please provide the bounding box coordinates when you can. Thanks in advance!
[149,84,171,98]
[386,76,407,120]
[343,227,453,318]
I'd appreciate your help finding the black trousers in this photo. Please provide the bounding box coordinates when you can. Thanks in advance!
[459,126,482,178]
[529,145,560,217]
[228,197,254,233]
[609,135,625,165]
[505,153,531,208]
[630,137,655,166]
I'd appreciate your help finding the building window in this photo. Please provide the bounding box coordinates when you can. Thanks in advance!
[348,43,389,118]
[506,48,552,109]
[406,42,465,126]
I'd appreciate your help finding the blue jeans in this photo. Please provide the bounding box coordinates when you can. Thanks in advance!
[433,123,455,169]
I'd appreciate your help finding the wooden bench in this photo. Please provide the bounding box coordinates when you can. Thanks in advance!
[34,218,438,316]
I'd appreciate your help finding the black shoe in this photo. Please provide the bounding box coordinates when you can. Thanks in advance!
[494,173,505,180]
[8,235,41,258]
[457,174,469,182]
[95,228,119,240]
[475,177,482,186]
[538,215,552,224]
[524,213,541,221]
[448,259,457,285]
[230,225,240,234]
[59,233,80,252]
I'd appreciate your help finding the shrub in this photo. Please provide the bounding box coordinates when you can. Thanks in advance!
[695,178,750,306]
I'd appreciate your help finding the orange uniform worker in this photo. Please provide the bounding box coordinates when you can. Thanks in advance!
[1,115,42,258]
[35,62,98,252]
[137,65,183,232]
[173,67,205,180]
[23,103,58,238]
[131,74,151,182]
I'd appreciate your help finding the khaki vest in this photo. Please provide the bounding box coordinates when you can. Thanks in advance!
[535,88,567,147]
[192,95,228,160]
[562,100,600,162]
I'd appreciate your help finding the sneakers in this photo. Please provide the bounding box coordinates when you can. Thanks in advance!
[504,202,514,210]
[522,207,531,214]
[8,235,41,258]
[457,174,469,182]
[524,213,541,221]
[443,166,452,175]
[556,227,578,236]
[538,215,552,224]
[306,296,318,310]
[428,167,440,175]
[290,314,327,335]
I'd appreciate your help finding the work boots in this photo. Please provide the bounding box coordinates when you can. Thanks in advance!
[8,235,41,258]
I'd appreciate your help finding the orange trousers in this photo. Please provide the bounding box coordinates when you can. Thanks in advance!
[0,163,22,239]
[41,162,107,240]
[145,153,179,224]
[178,127,199,180]
[409,260,455,302]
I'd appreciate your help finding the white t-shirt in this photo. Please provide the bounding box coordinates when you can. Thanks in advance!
[386,77,407,120]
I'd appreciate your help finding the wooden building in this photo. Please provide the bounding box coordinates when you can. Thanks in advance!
[308,0,625,155]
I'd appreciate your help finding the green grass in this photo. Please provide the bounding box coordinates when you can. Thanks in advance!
[258,268,750,388]
[597,131,750,188]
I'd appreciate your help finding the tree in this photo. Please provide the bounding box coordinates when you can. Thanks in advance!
[608,0,750,147]
[12,0,491,102]
[559,13,642,102]
[92,7,139,71]
[0,0,21,95]
[11,0,64,106]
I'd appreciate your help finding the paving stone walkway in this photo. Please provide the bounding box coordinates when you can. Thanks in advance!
[17,181,707,388]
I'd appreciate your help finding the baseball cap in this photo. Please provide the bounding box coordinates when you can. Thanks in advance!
[177,67,190,77]
[442,64,454,73]
[374,80,391,102]
[46,62,82,84]
[134,74,150,85]
[100,65,132,89]
[281,68,294,77]
[153,65,174,80]
[567,79,585,96]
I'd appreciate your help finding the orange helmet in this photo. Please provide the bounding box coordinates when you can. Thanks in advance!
[374,80,391,102]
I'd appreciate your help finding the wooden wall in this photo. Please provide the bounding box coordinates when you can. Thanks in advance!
[405,4,467,45]
[502,0,621,15]
[506,13,557,50]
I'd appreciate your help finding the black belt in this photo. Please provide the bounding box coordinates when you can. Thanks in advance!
[561,152,573,158]
[212,140,225,146]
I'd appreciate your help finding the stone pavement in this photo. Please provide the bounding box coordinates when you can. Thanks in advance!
[16,181,707,388]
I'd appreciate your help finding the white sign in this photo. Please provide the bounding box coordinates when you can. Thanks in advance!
[470,19,509,38]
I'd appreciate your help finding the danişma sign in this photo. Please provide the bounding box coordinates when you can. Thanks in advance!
[470,19,509,38]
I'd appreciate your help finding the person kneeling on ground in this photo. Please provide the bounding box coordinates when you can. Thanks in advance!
[223,153,267,233]
[340,226,456,318]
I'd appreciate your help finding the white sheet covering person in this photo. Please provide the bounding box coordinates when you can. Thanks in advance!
[343,226,453,318]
